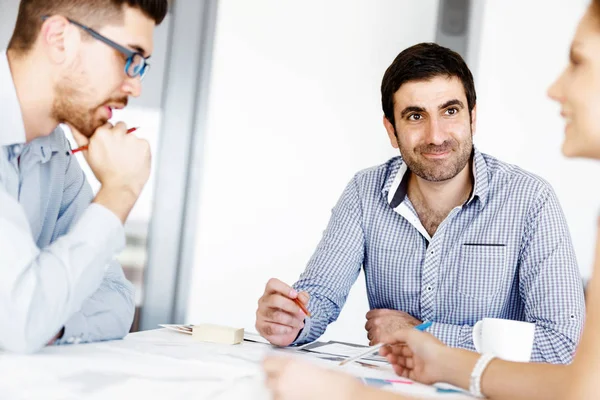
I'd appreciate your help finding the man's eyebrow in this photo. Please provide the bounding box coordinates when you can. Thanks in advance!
[400,106,426,118]
[439,99,465,110]
[129,44,149,57]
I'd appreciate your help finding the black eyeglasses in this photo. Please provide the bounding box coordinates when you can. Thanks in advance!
[41,15,150,80]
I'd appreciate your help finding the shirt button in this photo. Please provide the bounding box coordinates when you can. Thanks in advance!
[426,285,433,292]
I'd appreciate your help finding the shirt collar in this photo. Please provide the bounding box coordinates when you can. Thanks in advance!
[467,148,490,208]
[26,128,63,164]
[0,50,27,147]
[382,147,490,210]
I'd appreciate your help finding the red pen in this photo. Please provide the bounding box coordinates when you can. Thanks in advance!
[293,297,311,317]
[68,127,139,155]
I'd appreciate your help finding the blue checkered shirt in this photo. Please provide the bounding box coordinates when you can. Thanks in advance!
[293,148,584,364]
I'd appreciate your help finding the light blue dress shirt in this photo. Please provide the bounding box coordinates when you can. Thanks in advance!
[0,51,134,353]
[293,149,585,364]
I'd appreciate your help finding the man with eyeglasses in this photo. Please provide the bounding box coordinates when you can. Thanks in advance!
[0,0,168,353]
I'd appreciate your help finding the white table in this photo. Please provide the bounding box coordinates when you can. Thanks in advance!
[0,329,472,400]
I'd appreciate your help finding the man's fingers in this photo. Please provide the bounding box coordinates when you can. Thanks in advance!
[266,293,302,315]
[67,123,92,148]
[369,328,386,346]
[369,337,378,346]
[259,292,300,315]
[260,320,292,335]
[265,278,297,298]
[261,322,294,338]
[365,316,384,331]
[113,121,128,134]
[365,309,382,320]
[297,291,310,305]
[264,309,304,329]
[367,328,378,344]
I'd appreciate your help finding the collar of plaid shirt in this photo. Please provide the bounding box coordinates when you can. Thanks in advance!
[382,147,491,212]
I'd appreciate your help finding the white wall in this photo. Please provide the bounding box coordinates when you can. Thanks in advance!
[473,0,598,278]
[186,0,439,345]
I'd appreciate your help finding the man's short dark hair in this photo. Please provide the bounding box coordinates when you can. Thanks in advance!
[8,0,168,54]
[381,42,476,128]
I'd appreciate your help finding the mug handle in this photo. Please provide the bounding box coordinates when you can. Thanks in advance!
[473,320,483,353]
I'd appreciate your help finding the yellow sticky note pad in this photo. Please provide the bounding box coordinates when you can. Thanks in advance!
[192,323,244,345]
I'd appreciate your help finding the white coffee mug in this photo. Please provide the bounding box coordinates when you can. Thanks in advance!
[472,318,535,362]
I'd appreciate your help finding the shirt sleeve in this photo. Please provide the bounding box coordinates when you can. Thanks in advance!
[427,322,476,350]
[519,185,585,364]
[0,141,133,353]
[0,188,126,353]
[57,259,134,345]
[50,152,135,346]
[292,175,365,345]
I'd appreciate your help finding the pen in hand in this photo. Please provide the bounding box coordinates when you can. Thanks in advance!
[339,320,432,366]
[67,126,139,155]
[293,297,311,317]
[414,320,432,331]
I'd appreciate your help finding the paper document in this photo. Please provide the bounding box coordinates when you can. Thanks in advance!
[303,342,388,363]
[159,324,192,334]
[306,343,374,357]
[242,332,271,345]
[339,343,385,366]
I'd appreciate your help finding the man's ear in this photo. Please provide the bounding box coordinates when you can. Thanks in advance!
[40,16,79,65]
[383,116,399,149]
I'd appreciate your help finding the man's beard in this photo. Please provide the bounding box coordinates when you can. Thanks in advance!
[398,129,473,182]
[51,77,127,138]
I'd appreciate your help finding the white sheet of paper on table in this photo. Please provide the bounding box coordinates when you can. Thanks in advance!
[242,332,272,345]
[304,343,385,358]
[339,343,386,366]
[159,324,192,334]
